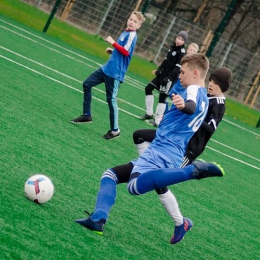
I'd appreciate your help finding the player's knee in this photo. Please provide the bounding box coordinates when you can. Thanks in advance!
[158,93,168,103]
[83,82,91,91]
[155,187,169,194]
[133,130,144,144]
[128,172,141,195]
[101,169,118,183]
[145,84,154,95]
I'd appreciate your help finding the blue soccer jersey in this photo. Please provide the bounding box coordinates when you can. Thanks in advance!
[168,79,185,97]
[101,30,137,82]
[132,85,209,172]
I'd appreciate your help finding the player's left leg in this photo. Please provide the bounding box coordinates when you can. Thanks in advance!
[102,76,121,140]
[153,93,168,126]
[127,161,225,195]
[133,129,156,155]
[75,163,133,234]
[70,68,104,124]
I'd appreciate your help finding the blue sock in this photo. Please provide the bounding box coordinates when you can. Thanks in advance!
[133,165,196,194]
[91,176,116,221]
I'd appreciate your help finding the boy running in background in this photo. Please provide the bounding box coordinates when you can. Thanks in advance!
[140,31,188,126]
[70,11,145,140]
[167,43,199,98]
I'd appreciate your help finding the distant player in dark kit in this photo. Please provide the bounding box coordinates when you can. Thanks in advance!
[70,11,145,140]
[140,31,188,127]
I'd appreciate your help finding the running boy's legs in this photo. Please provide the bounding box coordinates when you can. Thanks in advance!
[133,129,156,154]
[104,75,120,131]
[127,160,224,196]
[142,73,165,119]
[82,163,133,222]
[76,160,183,230]
[154,92,168,125]
[133,129,183,225]
[83,68,105,116]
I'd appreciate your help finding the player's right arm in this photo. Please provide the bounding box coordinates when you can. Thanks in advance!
[105,35,130,56]
[172,94,196,114]
[201,100,226,135]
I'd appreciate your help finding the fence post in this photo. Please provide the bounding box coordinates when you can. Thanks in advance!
[250,83,260,108]
[43,0,62,33]
[256,117,260,128]
[219,42,232,67]
[142,0,151,14]
[60,0,76,21]
[153,16,176,64]
[96,0,115,35]
[206,0,237,58]
[244,71,260,105]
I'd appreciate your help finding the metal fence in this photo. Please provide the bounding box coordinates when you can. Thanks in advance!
[23,0,260,110]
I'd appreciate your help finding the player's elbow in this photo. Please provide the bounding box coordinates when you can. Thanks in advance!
[181,100,196,114]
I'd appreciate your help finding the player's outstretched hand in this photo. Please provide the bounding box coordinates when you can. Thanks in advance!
[172,94,185,110]
[106,47,113,54]
[105,36,115,45]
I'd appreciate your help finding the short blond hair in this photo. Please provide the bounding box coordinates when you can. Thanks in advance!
[188,43,199,53]
[181,53,209,78]
[132,11,146,24]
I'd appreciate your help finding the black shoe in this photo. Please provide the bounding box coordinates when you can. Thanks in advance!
[192,160,225,180]
[102,130,120,140]
[145,119,158,127]
[75,217,106,235]
[140,114,153,120]
[70,115,92,124]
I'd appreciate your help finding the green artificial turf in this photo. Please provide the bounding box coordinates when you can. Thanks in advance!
[0,7,260,260]
[0,0,259,128]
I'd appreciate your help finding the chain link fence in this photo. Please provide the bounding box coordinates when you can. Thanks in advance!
[23,0,260,110]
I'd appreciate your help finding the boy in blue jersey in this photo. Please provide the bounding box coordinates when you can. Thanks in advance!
[135,67,232,162]
[133,67,232,242]
[70,11,145,140]
[146,42,199,126]
[75,54,225,244]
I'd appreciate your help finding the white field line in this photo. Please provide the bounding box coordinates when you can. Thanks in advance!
[0,54,140,119]
[0,45,146,112]
[0,20,148,92]
[1,19,258,136]
[211,139,260,162]
[1,53,259,171]
[0,20,259,169]
[206,147,260,171]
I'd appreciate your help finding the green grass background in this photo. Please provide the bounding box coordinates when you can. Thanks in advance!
[1,0,260,128]
[0,4,260,260]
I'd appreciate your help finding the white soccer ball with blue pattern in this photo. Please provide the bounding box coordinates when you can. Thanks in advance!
[24,174,54,204]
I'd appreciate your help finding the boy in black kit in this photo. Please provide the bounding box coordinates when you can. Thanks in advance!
[140,31,188,126]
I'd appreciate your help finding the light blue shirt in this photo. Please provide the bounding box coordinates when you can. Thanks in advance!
[101,30,137,82]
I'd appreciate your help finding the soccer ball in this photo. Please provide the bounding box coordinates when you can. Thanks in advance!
[24,174,54,204]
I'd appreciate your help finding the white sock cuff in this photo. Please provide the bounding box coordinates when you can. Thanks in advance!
[145,95,154,115]
[136,142,150,155]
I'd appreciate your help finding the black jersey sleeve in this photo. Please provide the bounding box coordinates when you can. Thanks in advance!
[200,121,215,135]
[203,97,226,134]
